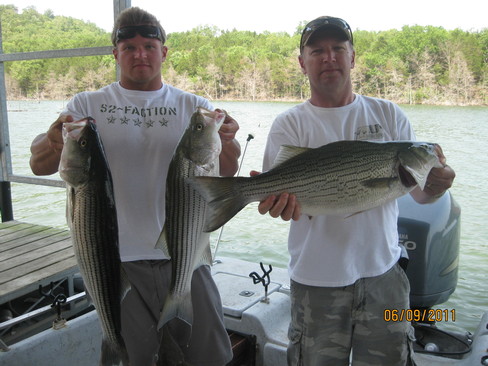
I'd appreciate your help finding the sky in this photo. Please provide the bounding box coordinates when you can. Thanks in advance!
[2,0,487,35]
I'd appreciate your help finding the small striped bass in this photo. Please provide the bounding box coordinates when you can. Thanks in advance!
[59,118,130,366]
[188,140,443,232]
[156,107,225,329]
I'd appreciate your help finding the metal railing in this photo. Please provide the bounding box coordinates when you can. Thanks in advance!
[0,0,130,221]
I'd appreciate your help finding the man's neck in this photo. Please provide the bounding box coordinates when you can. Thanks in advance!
[119,79,163,91]
[309,91,355,108]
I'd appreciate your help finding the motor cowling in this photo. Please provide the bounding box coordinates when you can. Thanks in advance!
[397,192,461,308]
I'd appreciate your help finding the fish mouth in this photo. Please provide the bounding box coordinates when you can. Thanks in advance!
[62,121,88,142]
[198,108,226,129]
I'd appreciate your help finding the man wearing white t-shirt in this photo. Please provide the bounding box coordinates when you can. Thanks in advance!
[258,16,456,366]
[30,7,239,366]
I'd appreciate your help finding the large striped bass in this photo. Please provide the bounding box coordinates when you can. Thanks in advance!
[59,118,130,366]
[188,140,443,232]
[156,107,225,329]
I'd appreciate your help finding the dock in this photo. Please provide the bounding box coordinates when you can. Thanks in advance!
[0,221,78,304]
[0,221,90,349]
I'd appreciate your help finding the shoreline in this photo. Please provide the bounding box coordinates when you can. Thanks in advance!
[6,97,488,107]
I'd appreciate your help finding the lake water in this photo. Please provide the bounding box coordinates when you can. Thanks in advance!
[4,100,488,334]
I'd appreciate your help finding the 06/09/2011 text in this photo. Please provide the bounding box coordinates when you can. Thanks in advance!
[383,308,456,322]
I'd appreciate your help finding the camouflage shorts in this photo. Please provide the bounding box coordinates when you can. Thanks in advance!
[287,263,417,366]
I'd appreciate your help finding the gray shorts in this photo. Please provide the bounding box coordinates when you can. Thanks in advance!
[121,260,232,366]
[288,263,417,366]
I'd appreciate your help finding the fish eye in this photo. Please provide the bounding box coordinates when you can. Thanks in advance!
[79,138,88,148]
[195,123,204,131]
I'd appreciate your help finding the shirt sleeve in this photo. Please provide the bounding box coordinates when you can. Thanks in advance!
[263,112,301,171]
[393,103,416,141]
[63,92,91,121]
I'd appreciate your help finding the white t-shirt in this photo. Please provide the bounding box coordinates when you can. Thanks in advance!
[64,82,212,262]
[263,94,415,287]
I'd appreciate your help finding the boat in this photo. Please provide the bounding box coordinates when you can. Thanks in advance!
[2,192,487,366]
[1,3,487,366]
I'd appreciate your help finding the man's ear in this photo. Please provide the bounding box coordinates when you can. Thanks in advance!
[350,46,356,69]
[112,48,119,63]
[298,55,307,75]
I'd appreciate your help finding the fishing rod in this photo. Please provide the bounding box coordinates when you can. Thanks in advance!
[212,133,254,262]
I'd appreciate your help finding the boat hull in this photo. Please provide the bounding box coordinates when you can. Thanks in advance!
[1,257,487,366]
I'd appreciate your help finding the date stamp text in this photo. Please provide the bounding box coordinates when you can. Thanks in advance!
[384,308,456,322]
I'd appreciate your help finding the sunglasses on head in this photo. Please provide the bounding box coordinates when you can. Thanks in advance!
[301,17,354,49]
[116,25,163,43]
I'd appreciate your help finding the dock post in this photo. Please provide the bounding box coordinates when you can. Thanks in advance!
[0,181,13,222]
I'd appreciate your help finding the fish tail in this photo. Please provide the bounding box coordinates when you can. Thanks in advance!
[187,176,248,232]
[100,338,129,366]
[158,293,193,330]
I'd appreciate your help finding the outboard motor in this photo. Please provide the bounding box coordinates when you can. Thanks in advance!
[397,192,469,358]
[397,191,461,308]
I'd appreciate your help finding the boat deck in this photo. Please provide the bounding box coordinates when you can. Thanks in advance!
[0,220,77,305]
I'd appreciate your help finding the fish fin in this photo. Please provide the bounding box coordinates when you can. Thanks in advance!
[399,146,443,190]
[65,186,75,229]
[158,293,193,329]
[361,178,396,188]
[100,338,130,366]
[85,289,93,306]
[272,145,310,168]
[100,339,119,366]
[403,166,428,190]
[155,225,171,258]
[344,211,364,218]
[186,176,248,232]
[120,267,131,303]
[198,244,213,267]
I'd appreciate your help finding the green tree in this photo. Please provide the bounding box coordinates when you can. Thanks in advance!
[1,5,486,104]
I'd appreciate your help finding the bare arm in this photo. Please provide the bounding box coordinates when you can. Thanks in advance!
[30,114,73,175]
[216,109,241,177]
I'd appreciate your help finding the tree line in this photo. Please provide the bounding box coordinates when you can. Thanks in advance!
[1,5,487,105]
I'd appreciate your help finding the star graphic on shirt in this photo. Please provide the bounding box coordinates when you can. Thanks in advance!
[120,116,130,125]
[159,118,169,127]
[145,119,155,128]
[133,118,143,127]
[107,115,117,124]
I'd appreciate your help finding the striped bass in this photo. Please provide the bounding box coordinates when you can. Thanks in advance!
[188,140,443,232]
[156,107,225,329]
[59,118,130,366]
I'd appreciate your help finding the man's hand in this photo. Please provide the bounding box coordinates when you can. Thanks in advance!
[216,109,239,144]
[30,114,74,175]
[47,114,74,152]
[411,144,456,203]
[216,108,241,177]
[251,170,302,221]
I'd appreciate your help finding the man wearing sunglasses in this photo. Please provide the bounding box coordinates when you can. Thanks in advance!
[258,16,455,365]
[29,7,238,366]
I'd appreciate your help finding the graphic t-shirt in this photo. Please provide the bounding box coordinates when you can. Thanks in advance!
[263,95,415,286]
[64,82,212,261]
